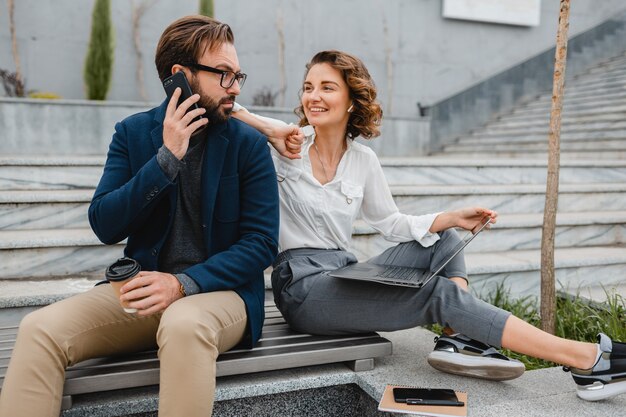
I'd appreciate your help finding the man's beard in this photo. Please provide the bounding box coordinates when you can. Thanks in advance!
[190,76,235,124]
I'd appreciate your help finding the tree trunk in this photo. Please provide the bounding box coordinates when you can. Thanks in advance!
[541,0,570,334]
[8,0,25,97]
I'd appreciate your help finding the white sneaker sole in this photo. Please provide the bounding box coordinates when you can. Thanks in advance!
[576,379,626,401]
[427,351,525,381]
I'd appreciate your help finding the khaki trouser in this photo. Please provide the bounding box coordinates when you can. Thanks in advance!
[0,284,247,417]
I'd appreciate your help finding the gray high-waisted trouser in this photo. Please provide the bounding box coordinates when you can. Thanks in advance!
[271,229,511,348]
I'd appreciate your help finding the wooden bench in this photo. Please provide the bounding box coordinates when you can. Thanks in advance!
[0,301,392,410]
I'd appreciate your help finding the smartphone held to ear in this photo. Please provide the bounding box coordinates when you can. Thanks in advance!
[162,71,204,124]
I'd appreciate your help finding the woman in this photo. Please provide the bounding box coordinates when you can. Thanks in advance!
[233,50,626,401]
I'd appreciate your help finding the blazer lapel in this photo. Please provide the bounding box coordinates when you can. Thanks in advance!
[201,129,229,237]
[150,100,168,152]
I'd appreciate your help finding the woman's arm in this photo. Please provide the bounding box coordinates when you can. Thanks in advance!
[232,104,304,159]
[429,208,498,234]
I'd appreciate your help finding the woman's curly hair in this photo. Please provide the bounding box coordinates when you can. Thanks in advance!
[295,50,383,140]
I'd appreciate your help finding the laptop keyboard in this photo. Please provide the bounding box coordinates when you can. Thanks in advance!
[378,266,424,282]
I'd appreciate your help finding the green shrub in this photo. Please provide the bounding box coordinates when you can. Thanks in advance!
[84,0,114,100]
[199,0,214,17]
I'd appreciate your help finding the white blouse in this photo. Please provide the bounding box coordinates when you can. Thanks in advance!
[233,104,441,252]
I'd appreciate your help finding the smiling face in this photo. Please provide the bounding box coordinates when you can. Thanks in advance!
[301,63,352,132]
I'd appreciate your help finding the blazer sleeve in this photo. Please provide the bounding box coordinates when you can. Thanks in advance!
[183,135,279,292]
[88,121,175,245]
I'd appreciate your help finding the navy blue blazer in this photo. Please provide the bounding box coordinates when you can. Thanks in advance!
[88,100,279,348]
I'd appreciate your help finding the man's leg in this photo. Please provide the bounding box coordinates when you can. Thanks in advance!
[0,284,160,417]
[157,290,247,417]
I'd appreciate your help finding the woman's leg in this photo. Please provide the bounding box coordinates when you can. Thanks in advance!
[502,315,597,369]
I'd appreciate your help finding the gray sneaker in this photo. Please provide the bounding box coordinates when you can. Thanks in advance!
[564,333,626,401]
[427,333,525,381]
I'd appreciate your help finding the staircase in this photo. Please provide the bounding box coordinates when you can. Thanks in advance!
[366,52,626,300]
[2,56,626,319]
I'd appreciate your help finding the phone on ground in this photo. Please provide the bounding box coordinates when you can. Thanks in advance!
[162,71,204,124]
[392,387,464,406]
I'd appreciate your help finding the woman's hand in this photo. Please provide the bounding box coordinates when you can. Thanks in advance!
[430,207,498,233]
[267,124,304,159]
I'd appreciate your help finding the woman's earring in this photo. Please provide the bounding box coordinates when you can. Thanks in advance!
[347,104,354,113]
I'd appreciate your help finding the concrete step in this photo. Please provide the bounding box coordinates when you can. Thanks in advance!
[477,119,626,135]
[457,131,626,144]
[3,246,624,312]
[4,182,626,232]
[379,158,626,185]
[446,139,626,152]
[388,183,626,214]
[351,211,626,257]
[5,157,626,191]
[469,246,626,299]
[485,113,626,130]
[0,190,93,230]
[437,150,626,159]
[490,111,626,126]
[0,156,104,191]
[527,90,626,107]
[562,74,626,93]
[507,103,626,120]
[0,229,123,279]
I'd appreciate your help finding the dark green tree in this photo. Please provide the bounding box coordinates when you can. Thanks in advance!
[84,0,115,100]
[199,0,214,17]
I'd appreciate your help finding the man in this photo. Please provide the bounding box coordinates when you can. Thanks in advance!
[0,15,279,417]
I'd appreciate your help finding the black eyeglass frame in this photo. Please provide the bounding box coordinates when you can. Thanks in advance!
[185,62,247,89]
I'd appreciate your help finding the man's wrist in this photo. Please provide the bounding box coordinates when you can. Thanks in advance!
[175,273,200,297]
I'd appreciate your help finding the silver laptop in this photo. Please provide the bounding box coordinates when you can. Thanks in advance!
[328,218,491,288]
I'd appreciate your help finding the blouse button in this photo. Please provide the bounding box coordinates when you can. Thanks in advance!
[346,197,353,204]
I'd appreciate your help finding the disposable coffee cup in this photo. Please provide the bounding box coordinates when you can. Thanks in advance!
[106,257,141,313]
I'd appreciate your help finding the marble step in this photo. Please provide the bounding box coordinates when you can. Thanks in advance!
[0,189,93,230]
[4,207,623,279]
[444,131,626,150]
[477,119,626,135]
[389,183,626,214]
[558,76,626,95]
[4,182,626,231]
[437,150,626,160]
[489,111,626,126]
[2,246,624,312]
[525,90,626,108]
[379,158,626,185]
[510,87,626,104]
[5,157,626,190]
[350,211,626,258]
[469,246,626,299]
[0,156,104,191]
[559,68,626,85]
[0,229,124,279]
[506,103,626,120]
[456,133,626,145]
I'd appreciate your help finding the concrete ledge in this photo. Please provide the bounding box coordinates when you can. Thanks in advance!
[58,327,626,417]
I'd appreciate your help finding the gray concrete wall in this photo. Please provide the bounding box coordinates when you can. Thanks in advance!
[1,0,625,118]
[0,98,429,157]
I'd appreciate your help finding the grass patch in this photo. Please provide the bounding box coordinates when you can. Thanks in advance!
[429,284,626,370]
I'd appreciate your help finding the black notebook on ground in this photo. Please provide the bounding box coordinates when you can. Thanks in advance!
[328,218,491,288]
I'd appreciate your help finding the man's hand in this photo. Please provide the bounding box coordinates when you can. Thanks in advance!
[267,124,304,159]
[120,271,184,316]
[162,87,208,160]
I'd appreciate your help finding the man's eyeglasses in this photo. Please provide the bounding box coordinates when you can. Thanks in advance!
[185,63,247,89]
